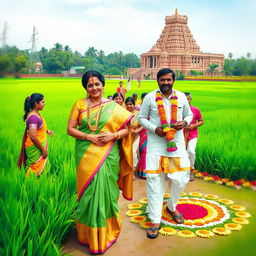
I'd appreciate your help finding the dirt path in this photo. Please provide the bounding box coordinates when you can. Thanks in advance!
[62,178,255,256]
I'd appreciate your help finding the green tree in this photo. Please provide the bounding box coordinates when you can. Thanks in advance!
[43,56,65,73]
[246,52,251,59]
[54,43,63,52]
[0,55,11,76]
[14,54,29,75]
[64,45,72,53]
[223,59,234,76]
[85,47,97,58]
[228,52,233,59]
[190,70,198,76]
[208,63,219,76]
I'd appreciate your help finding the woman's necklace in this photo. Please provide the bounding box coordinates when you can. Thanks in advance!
[87,98,104,132]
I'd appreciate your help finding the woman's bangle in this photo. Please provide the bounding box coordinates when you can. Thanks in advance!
[114,132,120,140]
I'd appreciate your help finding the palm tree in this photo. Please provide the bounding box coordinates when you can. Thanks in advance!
[54,43,63,52]
[84,47,97,58]
[64,45,72,53]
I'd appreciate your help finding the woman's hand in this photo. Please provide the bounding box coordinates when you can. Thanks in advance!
[87,134,106,147]
[41,147,48,159]
[98,132,115,144]
[132,128,140,137]
[47,130,54,137]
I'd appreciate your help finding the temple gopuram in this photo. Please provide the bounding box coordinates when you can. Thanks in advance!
[128,9,224,79]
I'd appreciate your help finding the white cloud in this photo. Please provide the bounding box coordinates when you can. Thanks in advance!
[83,6,117,17]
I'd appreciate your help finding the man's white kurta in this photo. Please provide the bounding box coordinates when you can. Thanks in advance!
[138,89,193,170]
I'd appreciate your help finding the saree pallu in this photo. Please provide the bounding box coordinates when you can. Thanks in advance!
[70,100,133,254]
[137,128,147,179]
[18,116,49,176]
[131,111,139,169]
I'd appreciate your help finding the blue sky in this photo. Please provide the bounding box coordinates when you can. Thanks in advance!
[0,0,255,58]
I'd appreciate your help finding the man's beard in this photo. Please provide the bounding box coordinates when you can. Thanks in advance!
[159,84,172,94]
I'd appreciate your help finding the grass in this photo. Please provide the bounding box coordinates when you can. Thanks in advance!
[0,77,255,255]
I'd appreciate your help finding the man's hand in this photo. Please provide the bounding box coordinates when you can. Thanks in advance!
[155,127,166,137]
[172,121,188,130]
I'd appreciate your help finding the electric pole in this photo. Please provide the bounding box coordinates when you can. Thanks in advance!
[28,26,38,73]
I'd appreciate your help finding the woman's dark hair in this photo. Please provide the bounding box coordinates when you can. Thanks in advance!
[125,96,135,105]
[157,68,175,81]
[141,92,148,100]
[112,92,124,101]
[82,70,105,89]
[23,93,44,121]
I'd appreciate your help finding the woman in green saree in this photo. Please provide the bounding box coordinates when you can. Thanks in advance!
[67,70,134,254]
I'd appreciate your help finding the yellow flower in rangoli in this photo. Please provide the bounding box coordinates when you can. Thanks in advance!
[195,230,214,238]
[138,198,148,204]
[224,223,242,231]
[230,205,246,211]
[212,227,231,236]
[189,192,203,197]
[232,218,249,225]
[218,199,234,205]
[125,210,142,216]
[235,212,251,218]
[177,230,196,238]
[204,194,218,200]
[130,216,146,223]
[127,203,142,209]
[159,227,177,236]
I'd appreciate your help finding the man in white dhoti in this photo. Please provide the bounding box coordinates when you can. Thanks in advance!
[138,68,193,239]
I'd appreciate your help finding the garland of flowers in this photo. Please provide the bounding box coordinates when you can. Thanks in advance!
[155,91,178,152]
[126,192,252,238]
[192,170,256,191]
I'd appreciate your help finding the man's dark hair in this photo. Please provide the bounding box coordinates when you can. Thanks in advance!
[184,92,192,97]
[157,68,175,81]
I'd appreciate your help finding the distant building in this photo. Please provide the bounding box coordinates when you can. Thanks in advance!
[128,9,224,79]
[70,66,85,74]
[35,62,42,72]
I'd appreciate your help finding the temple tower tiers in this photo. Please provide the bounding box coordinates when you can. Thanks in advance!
[128,9,224,79]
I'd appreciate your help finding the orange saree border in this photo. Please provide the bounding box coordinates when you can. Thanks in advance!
[77,212,122,254]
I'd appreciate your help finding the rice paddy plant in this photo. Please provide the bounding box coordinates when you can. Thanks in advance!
[0,161,77,255]
[0,77,255,255]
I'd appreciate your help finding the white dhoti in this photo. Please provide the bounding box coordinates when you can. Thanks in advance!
[146,156,190,224]
[187,138,198,169]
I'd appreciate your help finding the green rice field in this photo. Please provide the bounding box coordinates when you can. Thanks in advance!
[0,77,255,255]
